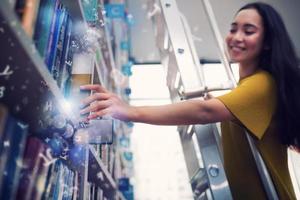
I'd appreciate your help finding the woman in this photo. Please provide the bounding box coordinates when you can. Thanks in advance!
[80,2,300,199]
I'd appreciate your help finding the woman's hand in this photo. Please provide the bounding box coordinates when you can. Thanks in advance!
[79,84,134,121]
[204,92,214,100]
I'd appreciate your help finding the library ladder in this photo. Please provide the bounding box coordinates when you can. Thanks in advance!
[147,0,279,199]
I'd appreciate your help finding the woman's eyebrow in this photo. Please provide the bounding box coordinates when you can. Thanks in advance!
[231,22,258,30]
[243,24,258,30]
[243,23,258,29]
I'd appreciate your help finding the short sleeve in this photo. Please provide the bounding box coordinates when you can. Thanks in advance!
[216,71,277,139]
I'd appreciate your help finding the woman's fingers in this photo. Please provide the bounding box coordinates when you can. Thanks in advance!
[80,84,108,93]
[81,92,110,108]
[87,109,109,120]
[80,100,110,115]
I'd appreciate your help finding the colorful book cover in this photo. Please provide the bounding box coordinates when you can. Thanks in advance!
[48,7,68,80]
[0,116,28,200]
[15,137,48,200]
[33,0,58,60]
[2,123,28,200]
[57,14,73,91]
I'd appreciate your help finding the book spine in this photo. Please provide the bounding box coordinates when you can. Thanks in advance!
[0,104,8,155]
[57,13,71,89]
[21,0,41,37]
[33,0,58,59]
[3,122,28,200]
[0,115,17,195]
[45,3,64,72]
[52,8,68,84]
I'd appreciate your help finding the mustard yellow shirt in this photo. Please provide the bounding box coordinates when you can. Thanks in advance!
[217,69,296,200]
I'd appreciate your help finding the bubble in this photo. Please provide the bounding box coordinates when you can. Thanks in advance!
[52,114,66,129]
[3,140,10,147]
[62,123,74,138]
[0,27,4,33]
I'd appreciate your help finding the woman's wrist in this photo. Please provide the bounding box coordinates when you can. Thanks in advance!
[128,106,140,122]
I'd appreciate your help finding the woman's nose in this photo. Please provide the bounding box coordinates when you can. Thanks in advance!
[232,31,244,42]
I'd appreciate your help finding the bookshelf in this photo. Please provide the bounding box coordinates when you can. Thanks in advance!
[0,0,77,133]
[0,0,131,199]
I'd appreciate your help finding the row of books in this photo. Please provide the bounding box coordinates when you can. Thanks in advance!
[17,137,79,200]
[94,144,116,175]
[0,104,29,200]
[15,0,74,97]
[0,104,79,200]
[87,183,110,200]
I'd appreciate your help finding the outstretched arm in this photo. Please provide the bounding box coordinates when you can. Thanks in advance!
[80,84,234,125]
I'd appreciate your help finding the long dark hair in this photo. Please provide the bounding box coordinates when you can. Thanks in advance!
[239,2,300,150]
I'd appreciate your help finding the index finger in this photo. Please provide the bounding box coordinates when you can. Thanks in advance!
[80,84,108,93]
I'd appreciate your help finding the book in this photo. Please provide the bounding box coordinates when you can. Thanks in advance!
[21,0,41,37]
[33,0,58,61]
[15,137,48,200]
[0,104,8,155]
[0,113,28,200]
[46,5,68,78]
[15,0,27,19]
[57,14,73,91]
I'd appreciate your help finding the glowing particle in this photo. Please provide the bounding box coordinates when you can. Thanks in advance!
[21,84,27,90]
[10,20,17,27]
[52,114,66,129]
[97,172,104,181]
[0,86,5,98]
[63,123,74,138]
[3,140,10,147]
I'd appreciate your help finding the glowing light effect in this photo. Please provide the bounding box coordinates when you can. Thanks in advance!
[60,99,73,116]
[74,129,89,145]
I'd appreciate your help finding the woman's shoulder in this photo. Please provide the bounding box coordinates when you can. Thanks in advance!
[239,69,276,88]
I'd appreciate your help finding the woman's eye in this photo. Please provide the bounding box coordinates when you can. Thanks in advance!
[245,30,255,35]
[230,29,236,33]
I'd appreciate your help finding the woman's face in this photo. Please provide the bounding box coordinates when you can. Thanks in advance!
[226,8,265,65]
